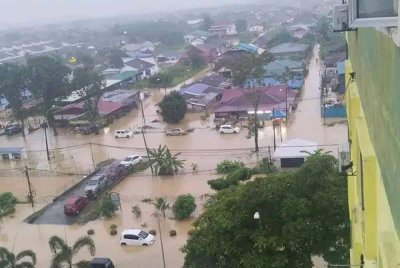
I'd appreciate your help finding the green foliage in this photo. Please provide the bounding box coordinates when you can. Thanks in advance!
[110,224,118,230]
[216,160,245,174]
[0,247,36,268]
[172,194,197,220]
[0,63,28,137]
[159,91,187,123]
[187,47,206,68]
[49,235,95,268]
[251,158,275,174]
[132,205,142,218]
[235,19,248,32]
[100,195,118,219]
[267,29,297,48]
[207,177,238,191]
[316,16,346,59]
[110,229,117,236]
[183,154,350,267]
[148,145,185,176]
[0,192,18,217]
[149,73,173,88]
[227,167,252,181]
[152,197,170,218]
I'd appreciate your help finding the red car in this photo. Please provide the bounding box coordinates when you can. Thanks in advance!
[64,196,88,215]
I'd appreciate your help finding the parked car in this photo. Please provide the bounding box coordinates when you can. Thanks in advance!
[120,229,155,246]
[120,155,143,167]
[166,128,187,136]
[64,196,88,215]
[114,129,133,138]
[106,163,128,182]
[5,125,22,136]
[89,258,114,268]
[72,125,100,135]
[219,124,240,134]
[84,175,108,197]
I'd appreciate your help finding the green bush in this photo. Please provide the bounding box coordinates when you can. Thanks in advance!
[0,192,18,216]
[110,229,117,236]
[216,160,245,174]
[100,195,118,219]
[110,224,118,230]
[207,177,239,191]
[251,158,276,175]
[87,229,95,235]
[132,205,142,218]
[172,194,197,220]
[227,167,252,181]
[159,91,187,123]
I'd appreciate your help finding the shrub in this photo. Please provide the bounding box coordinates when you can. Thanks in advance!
[110,229,117,236]
[149,230,157,235]
[159,91,187,123]
[100,195,118,219]
[141,198,153,203]
[87,229,95,235]
[251,158,276,174]
[169,230,177,236]
[187,229,195,236]
[216,160,245,174]
[0,192,18,216]
[208,177,239,191]
[132,205,142,218]
[110,224,118,230]
[227,167,252,181]
[172,194,196,220]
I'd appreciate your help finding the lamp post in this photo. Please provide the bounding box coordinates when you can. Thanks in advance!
[254,211,262,229]
[42,108,52,161]
[157,78,161,92]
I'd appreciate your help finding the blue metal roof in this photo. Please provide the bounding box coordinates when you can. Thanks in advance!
[288,79,304,89]
[337,61,345,75]
[0,147,24,154]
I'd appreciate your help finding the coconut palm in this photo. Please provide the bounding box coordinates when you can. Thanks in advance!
[48,235,95,268]
[0,247,36,268]
[151,197,170,219]
[148,145,185,175]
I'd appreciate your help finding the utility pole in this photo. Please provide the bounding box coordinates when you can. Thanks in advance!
[24,166,34,208]
[139,92,146,125]
[323,87,326,125]
[158,200,167,268]
[285,85,288,122]
[272,108,276,151]
[141,128,154,176]
[42,122,50,161]
[89,142,96,170]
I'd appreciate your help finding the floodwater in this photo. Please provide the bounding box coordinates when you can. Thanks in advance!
[0,47,346,267]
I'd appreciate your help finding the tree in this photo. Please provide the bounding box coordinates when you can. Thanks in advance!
[199,14,212,31]
[187,47,206,68]
[49,235,95,268]
[71,67,105,121]
[0,192,18,217]
[0,63,28,137]
[0,247,36,268]
[100,195,118,218]
[27,56,72,136]
[159,91,187,123]
[172,194,196,220]
[148,145,185,176]
[149,73,173,89]
[235,19,248,32]
[151,197,170,218]
[183,154,350,267]
[108,48,126,68]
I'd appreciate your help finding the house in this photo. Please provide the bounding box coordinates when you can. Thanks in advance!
[204,36,230,55]
[184,31,211,46]
[123,41,155,53]
[237,43,265,55]
[289,25,310,39]
[249,25,264,33]
[264,59,304,77]
[124,58,158,79]
[156,51,181,65]
[214,86,296,119]
[273,139,318,168]
[269,42,309,60]
[179,83,223,111]
[244,78,284,88]
[196,74,232,89]
[336,61,345,93]
[180,45,218,64]
[323,51,346,78]
[209,22,237,36]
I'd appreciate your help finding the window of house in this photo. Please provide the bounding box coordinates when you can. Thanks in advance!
[357,0,398,18]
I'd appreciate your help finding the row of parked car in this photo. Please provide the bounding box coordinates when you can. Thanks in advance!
[63,155,143,216]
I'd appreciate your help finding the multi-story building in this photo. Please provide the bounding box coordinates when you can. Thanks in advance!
[341,1,400,266]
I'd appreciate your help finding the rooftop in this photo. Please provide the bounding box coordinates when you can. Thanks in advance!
[269,42,309,54]
[273,139,318,159]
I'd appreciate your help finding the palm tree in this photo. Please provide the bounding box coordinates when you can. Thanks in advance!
[48,235,95,268]
[148,145,185,176]
[0,247,36,268]
[151,197,170,219]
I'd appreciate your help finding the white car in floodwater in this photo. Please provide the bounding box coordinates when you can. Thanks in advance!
[114,129,133,138]
[120,155,143,167]
[120,229,155,246]
[219,124,240,134]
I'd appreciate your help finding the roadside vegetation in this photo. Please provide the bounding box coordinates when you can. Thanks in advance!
[159,91,187,124]
[172,194,197,220]
[0,192,18,217]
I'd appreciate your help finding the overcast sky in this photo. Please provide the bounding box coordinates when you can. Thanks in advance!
[0,0,255,28]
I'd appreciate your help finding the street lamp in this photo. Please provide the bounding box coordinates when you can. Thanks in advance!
[157,78,161,92]
[254,211,262,229]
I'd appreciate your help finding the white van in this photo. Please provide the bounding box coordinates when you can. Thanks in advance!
[114,130,133,138]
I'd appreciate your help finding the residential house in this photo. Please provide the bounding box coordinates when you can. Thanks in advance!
[184,31,211,46]
[123,41,155,53]
[273,139,318,168]
[323,51,346,78]
[249,25,264,33]
[264,59,304,77]
[197,74,232,89]
[180,45,218,64]
[156,51,181,65]
[124,58,159,79]
[288,24,310,39]
[237,43,265,55]
[269,42,309,61]
[179,83,223,111]
[209,22,238,36]
[214,85,296,119]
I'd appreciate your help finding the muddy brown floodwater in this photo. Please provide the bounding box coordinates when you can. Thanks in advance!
[0,47,346,267]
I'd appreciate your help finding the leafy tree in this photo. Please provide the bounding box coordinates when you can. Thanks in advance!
[159,91,187,123]
[172,194,196,220]
[152,197,170,218]
[49,235,95,268]
[235,19,248,32]
[100,195,118,218]
[0,192,18,217]
[0,247,36,268]
[0,63,28,137]
[71,67,105,121]
[199,14,213,31]
[74,52,95,68]
[187,47,206,68]
[148,145,185,176]
[108,49,124,68]
[216,160,245,174]
[149,73,173,89]
[27,56,72,136]
[183,154,350,268]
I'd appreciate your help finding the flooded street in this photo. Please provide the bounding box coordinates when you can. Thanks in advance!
[0,47,347,267]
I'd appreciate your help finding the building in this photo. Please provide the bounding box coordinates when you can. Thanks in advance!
[249,25,264,33]
[273,139,318,168]
[288,24,310,39]
[156,51,181,65]
[184,31,211,46]
[236,43,265,55]
[124,58,158,79]
[344,25,400,267]
[180,45,218,64]
[209,22,237,36]
[179,83,223,111]
[264,59,304,77]
[269,42,309,61]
